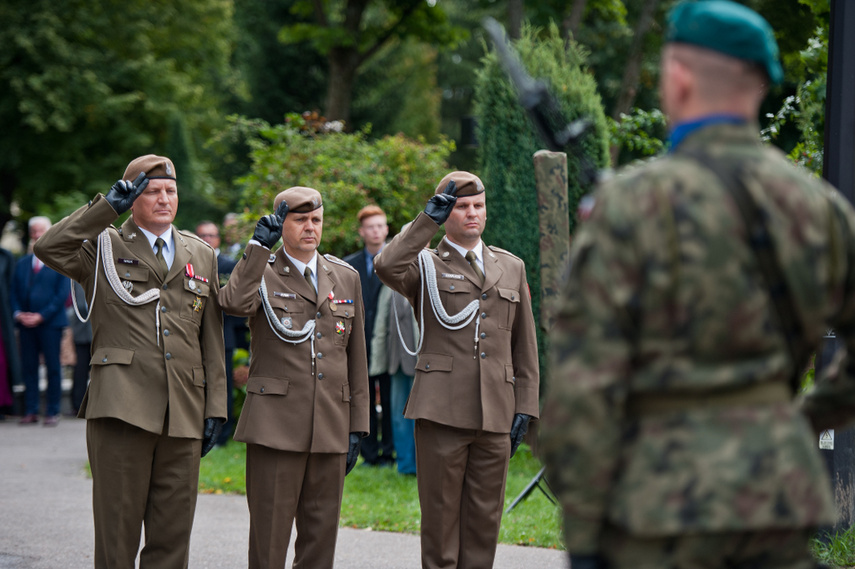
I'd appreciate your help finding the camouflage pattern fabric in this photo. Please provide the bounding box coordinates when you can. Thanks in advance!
[540,122,855,555]
[601,524,817,569]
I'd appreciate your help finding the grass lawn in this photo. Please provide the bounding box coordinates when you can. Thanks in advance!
[199,442,563,549]
[812,526,855,569]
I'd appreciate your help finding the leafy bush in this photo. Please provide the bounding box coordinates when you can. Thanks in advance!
[233,112,455,257]
[609,107,667,161]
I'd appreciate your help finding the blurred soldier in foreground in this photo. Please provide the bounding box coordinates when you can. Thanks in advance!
[375,171,539,568]
[218,187,368,569]
[35,154,227,568]
[541,2,855,568]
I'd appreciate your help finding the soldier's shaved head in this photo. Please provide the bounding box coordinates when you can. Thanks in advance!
[660,43,768,125]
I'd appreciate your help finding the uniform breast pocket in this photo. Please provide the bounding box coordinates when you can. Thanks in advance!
[497,287,520,330]
[268,295,308,332]
[107,264,151,304]
[333,309,356,346]
[438,279,473,315]
[180,278,210,323]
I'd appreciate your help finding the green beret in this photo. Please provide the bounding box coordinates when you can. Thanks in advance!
[434,171,485,197]
[667,0,783,85]
[274,186,323,213]
[123,154,176,181]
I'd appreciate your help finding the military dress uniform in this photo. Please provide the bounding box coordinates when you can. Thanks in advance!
[35,191,226,568]
[375,200,539,568]
[218,220,369,569]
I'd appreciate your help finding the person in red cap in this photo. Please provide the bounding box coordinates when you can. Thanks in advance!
[35,154,227,569]
[375,171,540,569]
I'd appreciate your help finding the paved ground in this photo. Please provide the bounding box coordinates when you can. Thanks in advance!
[0,416,568,568]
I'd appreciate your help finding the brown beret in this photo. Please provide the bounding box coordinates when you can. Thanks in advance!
[434,171,485,197]
[123,154,176,181]
[274,186,323,214]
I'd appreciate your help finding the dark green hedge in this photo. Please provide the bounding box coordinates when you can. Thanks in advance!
[474,22,610,390]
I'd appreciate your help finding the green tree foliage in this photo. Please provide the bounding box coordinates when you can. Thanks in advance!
[0,0,241,229]
[610,108,667,161]
[761,0,828,174]
[279,0,464,124]
[230,0,327,124]
[475,22,610,381]
[351,38,442,142]
[233,113,455,257]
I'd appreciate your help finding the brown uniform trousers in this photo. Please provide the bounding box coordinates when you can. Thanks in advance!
[218,243,369,569]
[374,212,540,569]
[35,194,227,569]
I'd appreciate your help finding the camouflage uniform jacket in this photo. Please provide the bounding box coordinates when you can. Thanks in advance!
[541,122,855,554]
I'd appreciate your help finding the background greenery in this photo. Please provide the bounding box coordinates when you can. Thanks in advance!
[0,0,832,250]
[475,22,610,385]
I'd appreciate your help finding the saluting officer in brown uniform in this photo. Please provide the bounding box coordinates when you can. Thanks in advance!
[218,187,369,569]
[374,171,540,569]
[35,155,227,569]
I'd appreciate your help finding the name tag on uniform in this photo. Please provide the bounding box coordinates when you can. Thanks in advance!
[441,273,464,281]
[117,258,139,265]
[274,292,297,299]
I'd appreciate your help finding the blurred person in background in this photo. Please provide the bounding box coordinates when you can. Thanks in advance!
[13,216,69,426]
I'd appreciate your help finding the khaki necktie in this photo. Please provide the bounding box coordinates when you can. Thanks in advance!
[304,266,317,294]
[154,238,169,279]
[465,250,485,285]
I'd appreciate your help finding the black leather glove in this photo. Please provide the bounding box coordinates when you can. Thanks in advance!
[424,180,458,225]
[252,200,289,249]
[509,413,532,458]
[105,172,149,215]
[345,432,362,475]
[201,418,225,457]
[569,554,608,569]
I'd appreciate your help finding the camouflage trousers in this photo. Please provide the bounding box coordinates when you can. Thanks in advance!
[599,524,818,569]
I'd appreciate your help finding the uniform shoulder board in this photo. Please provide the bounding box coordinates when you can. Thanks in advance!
[178,229,214,250]
[323,253,358,274]
[487,244,522,261]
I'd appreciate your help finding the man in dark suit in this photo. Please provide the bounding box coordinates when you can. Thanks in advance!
[195,220,247,445]
[13,216,69,425]
[0,245,22,420]
[343,205,394,466]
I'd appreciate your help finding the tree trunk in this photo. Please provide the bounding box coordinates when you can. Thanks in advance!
[562,0,587,46]
[508,0,524,40]
[325,48,361,124]
[610,0,660,164]
[0,169,16,238]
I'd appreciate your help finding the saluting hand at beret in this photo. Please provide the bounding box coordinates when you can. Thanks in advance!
[423,180,458,225]
[252,200,290,249]
[105,172,149,215]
